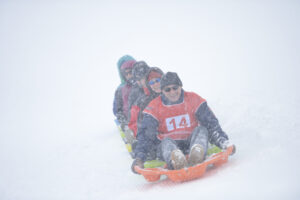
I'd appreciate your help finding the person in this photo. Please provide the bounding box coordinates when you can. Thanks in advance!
[121,61,150,146]
[131,72,233,172]
[128,61,151,115]
[126,67,164,159]
[116,55,135,85]
[113,56,136,128]
[128,67,164,137]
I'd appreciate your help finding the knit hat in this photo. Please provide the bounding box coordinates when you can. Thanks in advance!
[148,71,162,82]
[121,60,136,70]
[132,61,150,81]
[160,72,183,89]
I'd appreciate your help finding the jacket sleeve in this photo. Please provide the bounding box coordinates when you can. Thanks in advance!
[195,102,229,148]
[128,105,140,137]
[134,113,159,161]
[128,85,142,110]
[113,87,127,124]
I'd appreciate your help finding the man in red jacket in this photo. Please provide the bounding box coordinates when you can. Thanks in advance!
[132,72,232,172]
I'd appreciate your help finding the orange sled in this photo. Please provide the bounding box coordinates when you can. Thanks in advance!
[134,145,235,182]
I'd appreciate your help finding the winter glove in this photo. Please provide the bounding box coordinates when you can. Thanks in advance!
[131,158,144,174]
[136,95,150,109]
[116,113,128,130]
[219,137,229,150]
[116,112,127,123]
[218,138,236,155]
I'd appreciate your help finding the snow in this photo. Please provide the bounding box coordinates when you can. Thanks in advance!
[1,0,300,200]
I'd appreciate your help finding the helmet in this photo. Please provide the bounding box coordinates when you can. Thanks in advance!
[132,61,150,81]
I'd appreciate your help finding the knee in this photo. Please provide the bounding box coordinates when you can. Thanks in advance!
[161,137,175,146]
[194,126,208,136]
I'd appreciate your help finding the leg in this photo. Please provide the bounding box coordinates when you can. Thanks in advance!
[189,126,209,153]
[188,126,209,166]
[158,138,178,166]
[158,138,187,169]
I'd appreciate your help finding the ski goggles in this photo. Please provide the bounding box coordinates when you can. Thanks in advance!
[163,85,179,92]
[148,78,161,85]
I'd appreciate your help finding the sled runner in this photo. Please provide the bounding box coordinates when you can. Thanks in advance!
[134,145,235,182]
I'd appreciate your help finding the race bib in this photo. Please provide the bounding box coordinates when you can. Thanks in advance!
[165,114,191,131]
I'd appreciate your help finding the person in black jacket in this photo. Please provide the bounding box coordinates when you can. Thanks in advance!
[128,67,163,136]
[128,61,151,117]
[119,61,151,145]
[132,72,234,172]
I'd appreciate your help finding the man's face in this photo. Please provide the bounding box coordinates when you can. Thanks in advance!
[123,68,133,80]
[137,77,147,87]
[162,84,181,102]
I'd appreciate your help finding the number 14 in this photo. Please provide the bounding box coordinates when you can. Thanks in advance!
[166,114,191,131]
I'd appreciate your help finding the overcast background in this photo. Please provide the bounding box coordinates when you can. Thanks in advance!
[0,0,299,200]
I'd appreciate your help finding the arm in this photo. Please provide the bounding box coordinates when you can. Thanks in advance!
[128,105,140,137]
[113,88,122,116]
[195,102,229,148]
[113,87,127,125]
[128,84,142,118]
[134,113,159,162]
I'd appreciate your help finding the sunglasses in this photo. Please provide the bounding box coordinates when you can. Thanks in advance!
[163,85,179,92]
[148,78,161,85]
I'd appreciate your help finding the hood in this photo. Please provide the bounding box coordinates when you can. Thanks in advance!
[116,55,135,84]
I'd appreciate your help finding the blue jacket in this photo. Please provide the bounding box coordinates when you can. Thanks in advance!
[134,90,228,161]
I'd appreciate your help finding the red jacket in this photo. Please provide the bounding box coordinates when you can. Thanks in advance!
[143,92,206,140]
[128,87,150,137]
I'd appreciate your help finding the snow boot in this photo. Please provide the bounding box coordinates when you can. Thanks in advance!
[188,144,205,167]
[171,149,188,170]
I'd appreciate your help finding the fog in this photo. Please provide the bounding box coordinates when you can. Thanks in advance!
[1,1,299,200]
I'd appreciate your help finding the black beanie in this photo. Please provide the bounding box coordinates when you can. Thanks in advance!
[160,72,183,89]
[132,61,150,81]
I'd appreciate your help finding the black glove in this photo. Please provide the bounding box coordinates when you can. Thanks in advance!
[116,113,127,127]
[116,113,126,123]
[218,137,229,150]
[131,158,144,174]
[218,138,236,155]
[136,95,150,109]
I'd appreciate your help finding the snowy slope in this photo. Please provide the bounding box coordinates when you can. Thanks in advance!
[0,1,300,200]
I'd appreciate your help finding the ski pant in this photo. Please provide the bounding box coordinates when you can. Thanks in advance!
[157,126,209,169]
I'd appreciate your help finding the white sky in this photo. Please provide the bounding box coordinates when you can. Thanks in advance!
[0,1,300,199]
